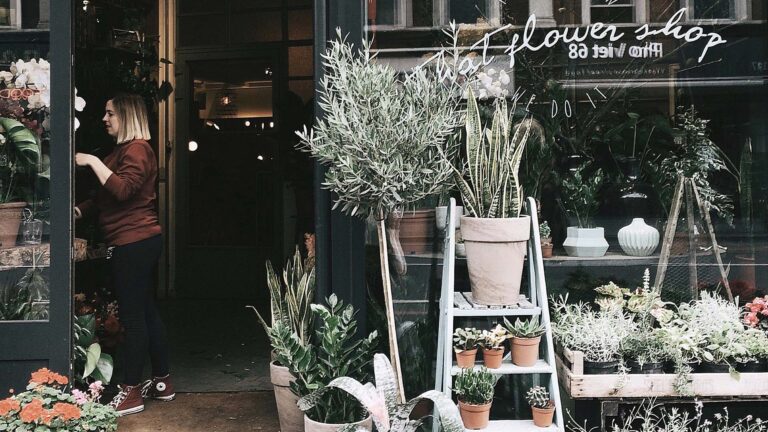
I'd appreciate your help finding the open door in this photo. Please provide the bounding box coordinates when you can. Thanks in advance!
[0,1,73,392]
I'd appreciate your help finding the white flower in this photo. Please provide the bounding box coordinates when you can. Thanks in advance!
[486,68,496,76]
[0,71,12,82]
[74,117,80,131]
[498,69,510,85]
[75,88,86,112]
[14,73,27,87]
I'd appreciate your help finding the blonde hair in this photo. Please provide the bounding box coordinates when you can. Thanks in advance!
[111,93,151,144]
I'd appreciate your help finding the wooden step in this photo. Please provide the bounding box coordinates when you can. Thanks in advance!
[451,359,553,375]
[465,420,559,431]
[453,292,541,317]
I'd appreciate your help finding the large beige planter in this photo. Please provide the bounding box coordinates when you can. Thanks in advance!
[304,414,373,432]
[270,362,303,432]
[460,216,530,305]
[0,202,25,249]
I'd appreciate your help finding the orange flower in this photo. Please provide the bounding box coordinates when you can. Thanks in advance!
[52,402,81,421]
[19,398,43,423]
[40,409,55,425]
[0,397,21,416]
[28,368,68,386]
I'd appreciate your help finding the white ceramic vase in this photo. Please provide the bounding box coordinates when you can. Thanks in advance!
[618,218,659,256]
[563,227,609,257]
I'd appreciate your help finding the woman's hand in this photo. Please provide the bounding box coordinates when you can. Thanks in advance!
[75,153,94,167]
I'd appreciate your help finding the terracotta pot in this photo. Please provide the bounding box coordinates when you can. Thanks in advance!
[482,347,504,369]
[397,209,436,254]
[455,347,478,368]
[304,413,372,432]
[461,216,530,305]
[270,362,304,432]
[0,202,25,249]
[531,402,555,427]
[459,400,492,429]
[541,243,553,258]
[511,336,540,367]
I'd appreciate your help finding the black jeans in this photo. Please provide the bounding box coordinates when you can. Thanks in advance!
[109,235,170,386]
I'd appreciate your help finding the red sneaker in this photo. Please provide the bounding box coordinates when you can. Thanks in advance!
[140,374,176,401]
[109,385,144,416]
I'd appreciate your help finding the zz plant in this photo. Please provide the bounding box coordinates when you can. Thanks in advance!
[559,162,604,228]
[268,294,378,425]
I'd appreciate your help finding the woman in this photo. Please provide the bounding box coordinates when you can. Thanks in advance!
[75,93,174,416]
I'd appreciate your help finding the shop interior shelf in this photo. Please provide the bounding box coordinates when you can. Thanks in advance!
[467,420,558,432]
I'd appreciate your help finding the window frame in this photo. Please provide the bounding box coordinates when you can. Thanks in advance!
[0,0,22,29]
[582,0,646,24]
[682,0,749,22]
[369,0,501,29]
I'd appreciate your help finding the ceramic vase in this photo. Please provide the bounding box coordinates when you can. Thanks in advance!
[563,227,608,257]
[618,218,659,256]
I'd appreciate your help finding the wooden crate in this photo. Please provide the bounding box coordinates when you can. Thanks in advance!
[556,345,768,399]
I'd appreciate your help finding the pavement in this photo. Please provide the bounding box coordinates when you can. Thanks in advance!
[118,392,281,432]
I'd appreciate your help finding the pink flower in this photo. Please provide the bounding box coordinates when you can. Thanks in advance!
[71,389,88,406]
[744,312,759,327]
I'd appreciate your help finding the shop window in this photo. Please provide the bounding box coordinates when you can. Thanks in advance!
[648,0,677,22]
[589,0,636,23]
[368,0,500,27]
[288,9,313,41]
[554,0,583,25]
[0,0,20,28]
[687,0,733,19]
[230,10,282,43]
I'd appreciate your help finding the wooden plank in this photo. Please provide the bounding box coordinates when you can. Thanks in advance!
[685,179,698,299]
[475,420,559,432]
[450,359,553,375]
[0,243,50,268]
[655,176,685,290]
[690,182,733,301]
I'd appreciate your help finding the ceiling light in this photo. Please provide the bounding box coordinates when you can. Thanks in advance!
[188,141,198,152]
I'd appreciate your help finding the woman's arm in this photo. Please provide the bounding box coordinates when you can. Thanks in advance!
[76,153,113,185]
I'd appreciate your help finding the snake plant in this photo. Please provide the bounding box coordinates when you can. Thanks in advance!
[452,87,543,218]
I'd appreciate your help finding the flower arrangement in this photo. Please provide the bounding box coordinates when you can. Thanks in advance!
[0,368,117,431]
[743,296,768,333]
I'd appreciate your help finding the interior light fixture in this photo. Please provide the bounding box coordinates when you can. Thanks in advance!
[220,95,232,106]
[257,155,264,161]
[213,122,220,130]
[269,121,274,128]
[244,120,251,127]
[205,120,214,127]
[188,140,199,152]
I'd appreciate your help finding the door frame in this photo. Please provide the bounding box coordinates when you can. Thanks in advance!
[0,0,73,389]
[170,47,283,298]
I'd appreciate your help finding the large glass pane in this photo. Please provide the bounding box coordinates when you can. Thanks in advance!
[694,0,733,19]
[450,0,488,24]
[0,8,50,321]
[0,0,11,26]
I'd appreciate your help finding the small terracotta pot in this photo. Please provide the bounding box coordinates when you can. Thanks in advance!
[541,243,553,258]
[455,348,478,368]
[511,336,541,367]
[458,400,492,430]
[482,347,504,369]
[531,402,555,427]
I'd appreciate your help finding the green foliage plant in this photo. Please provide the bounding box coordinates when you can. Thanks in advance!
[539,221,551,241]
[298,354,465,432]
[504,317,546,339]
[525,386,552,409]
[0,261,48,321]
[296,30,460,219]
[559,162,604,228]
[479,325,508,350]
[73,314,114,386]
[269,294,378,424]
[453,367,497,406]
[451,87,543,219]
[0,118,45,205]
[452,327,481,352]
[249,246,315,346]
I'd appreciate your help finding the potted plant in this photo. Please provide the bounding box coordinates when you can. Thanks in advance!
[453,327,481,368]
[450,87,543,305]
[551,297,636,374]
[526,386,555,427]
[479,324,507,369]
[734,328,768,372]
[296,32,461,397]
[453,367,497,430]
[268,295,378,431]
[622,330,669,374]
[299,354,465,432]
[0,118,44,249]
[0,368,118,431]
[559,163,608,257]
[504,317,546,367]
[539,221,553,258]
[249,246,315,432]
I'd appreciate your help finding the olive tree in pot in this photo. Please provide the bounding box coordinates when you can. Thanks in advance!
[248,247,315,432]
[560,163,608,257]
[450,87,543,305]
[453,367,498,430]
[296,31,460,399]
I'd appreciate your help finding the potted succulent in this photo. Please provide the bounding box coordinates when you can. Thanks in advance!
[299,354,465,432]
[453,367,498,430]
[539,221,553,258]
[453,327,481,368]
[479,324,508,369]
[296,32,461,396]
[268,295,378,431]
[504,317,546,367]
[450,87,543,305]
[559,163,608,257]
[249,246,315,432]
[526,386,555,428]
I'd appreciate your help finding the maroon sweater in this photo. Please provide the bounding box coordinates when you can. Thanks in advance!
[78,139,162,246]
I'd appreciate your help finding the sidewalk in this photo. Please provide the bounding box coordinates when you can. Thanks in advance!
[118,392,280,431]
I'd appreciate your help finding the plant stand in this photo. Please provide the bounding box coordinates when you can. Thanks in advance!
[435,197,564,431]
